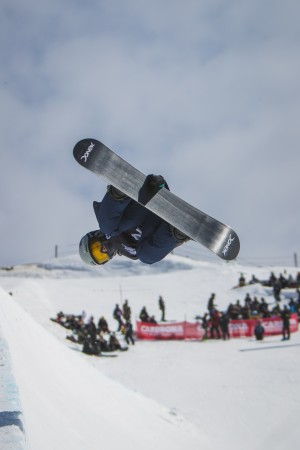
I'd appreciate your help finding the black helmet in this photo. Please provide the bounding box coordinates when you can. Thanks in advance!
[79,230,116,266]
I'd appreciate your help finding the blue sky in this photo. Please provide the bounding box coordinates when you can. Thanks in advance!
[0,0,299,266]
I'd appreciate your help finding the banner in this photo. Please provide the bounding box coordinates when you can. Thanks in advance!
[136,314,298,340]
[136,321,186,340]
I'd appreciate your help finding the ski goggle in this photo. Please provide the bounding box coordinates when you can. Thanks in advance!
[89,238,111,265]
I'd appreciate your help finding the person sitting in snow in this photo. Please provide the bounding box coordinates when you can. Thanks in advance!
[98,316,110,334]
[254,321,265,341]
[139,306,150,323]
[78,175,190,267]
[109,332,127,352]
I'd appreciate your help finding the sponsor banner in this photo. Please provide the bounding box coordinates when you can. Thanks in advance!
[229,314,299,337]
[136,314,298,340]
[136,322,186,340]
[183,321,205,340]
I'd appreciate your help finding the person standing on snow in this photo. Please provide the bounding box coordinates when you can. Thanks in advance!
[124,321,135,346]
[113,304,123,332]
[281,305,291,340]
[78,175,190,267]
[158,296,166,322]
[207,293,216,318]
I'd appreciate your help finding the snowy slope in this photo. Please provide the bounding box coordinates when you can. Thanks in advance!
[1,253,300,450]
[0,286,209,450]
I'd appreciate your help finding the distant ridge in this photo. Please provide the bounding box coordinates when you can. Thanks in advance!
[0,253,203,279]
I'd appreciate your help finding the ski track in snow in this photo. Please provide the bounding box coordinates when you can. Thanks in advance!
[1,253,300,450]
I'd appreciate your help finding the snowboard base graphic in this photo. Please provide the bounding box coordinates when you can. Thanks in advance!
[73,139,240,261]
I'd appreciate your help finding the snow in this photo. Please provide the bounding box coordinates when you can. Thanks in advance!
[0,333,25,450]
[0,253,300,450]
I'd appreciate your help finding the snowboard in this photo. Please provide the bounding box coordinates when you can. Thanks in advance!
[73,138,240,261]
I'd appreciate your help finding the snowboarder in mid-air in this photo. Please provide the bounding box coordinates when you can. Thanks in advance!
[79,175,190,266]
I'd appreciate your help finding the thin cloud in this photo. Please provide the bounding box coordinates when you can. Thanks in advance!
[0,0,299,265]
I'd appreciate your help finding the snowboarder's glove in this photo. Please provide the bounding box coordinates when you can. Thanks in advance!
[146,174,167,190]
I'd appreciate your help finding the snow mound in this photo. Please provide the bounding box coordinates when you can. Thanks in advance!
[0,253,201,279]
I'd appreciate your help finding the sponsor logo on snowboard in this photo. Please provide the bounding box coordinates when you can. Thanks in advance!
[222,234,235,256]
[81,142,95,162]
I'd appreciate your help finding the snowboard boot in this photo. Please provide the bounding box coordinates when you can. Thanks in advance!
[108,185,127,201]
[170,225,191,244]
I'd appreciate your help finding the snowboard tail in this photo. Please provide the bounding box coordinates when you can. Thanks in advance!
[73,139,240,260]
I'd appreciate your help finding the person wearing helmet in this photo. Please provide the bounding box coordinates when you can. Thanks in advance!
[79,175,190,266]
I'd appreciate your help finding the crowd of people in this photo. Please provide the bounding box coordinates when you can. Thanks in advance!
[199,274,300,342]
[51,306,135,356]
[50,295,167,355]
[238,270,300,299]
[51,269,300,348]
[253,305,292,341]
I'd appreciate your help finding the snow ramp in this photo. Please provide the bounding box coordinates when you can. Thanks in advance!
[0,328,26,450]
[0,287,210,450]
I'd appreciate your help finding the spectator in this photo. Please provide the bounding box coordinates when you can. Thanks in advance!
[124,321,135,345]
[239,273,246,287]
[207,293,216,317]
[259,298,270,318]
[158,296,166,321]
[281,305,291,340]
[279,273,287,289]
[113,304,123,331]
[122,299,131,322]
[139,306,150,322]
[98,333,110,352]
[87,316,97,342]
[229,300,242,320]
[249,274,260,284]
[109,333,127,351]
[220,312,230,340]
[201,313,209,340]
[98,316,110,334]
[288,299,297,314]
[251,297,260,317]
[210,309,221,339]
[273,280,282,302]
[149,315,157,323]
[241,303,250,320]
[82,337,101,356]
[268,272,277,286]
[254,321,265,341]
[244,293,252,306]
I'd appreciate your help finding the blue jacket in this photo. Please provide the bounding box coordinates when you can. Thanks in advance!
[93,191,179,264]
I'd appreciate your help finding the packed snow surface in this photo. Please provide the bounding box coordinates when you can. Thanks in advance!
[0,254,300,450]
